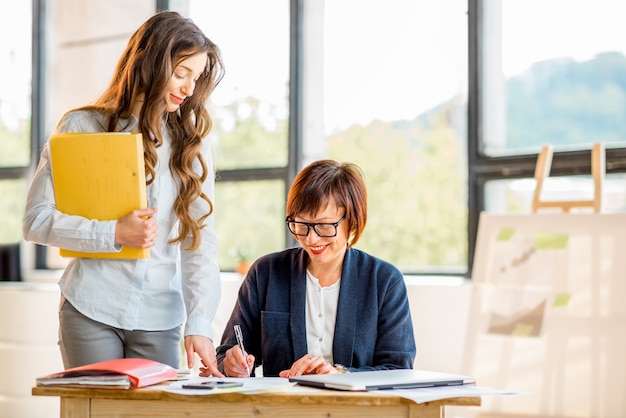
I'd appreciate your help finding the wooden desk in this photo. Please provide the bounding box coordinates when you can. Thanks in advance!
[33,385,480,418]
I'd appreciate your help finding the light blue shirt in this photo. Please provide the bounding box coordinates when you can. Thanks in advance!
[23,109,221,339]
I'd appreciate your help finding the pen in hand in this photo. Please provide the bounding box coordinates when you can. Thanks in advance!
[234,324,251,376]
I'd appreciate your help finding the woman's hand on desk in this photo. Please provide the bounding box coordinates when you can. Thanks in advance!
[221,345,255,377]
[114,208,158,248]
[278,354,337,378]
[189,335,224,378]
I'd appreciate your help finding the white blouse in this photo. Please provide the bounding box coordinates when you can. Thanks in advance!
[305,270,341,363]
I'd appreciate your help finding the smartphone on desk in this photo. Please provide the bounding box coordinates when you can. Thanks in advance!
[182,381,244,390]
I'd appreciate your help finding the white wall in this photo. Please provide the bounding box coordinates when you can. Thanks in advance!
[0,282,63,418]
[46,0,155,135]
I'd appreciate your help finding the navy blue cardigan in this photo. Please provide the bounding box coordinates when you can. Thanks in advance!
[216,247,416,377]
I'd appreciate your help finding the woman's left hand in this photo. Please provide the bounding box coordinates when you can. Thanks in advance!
[185,335,224,378]
[278,354,336,378]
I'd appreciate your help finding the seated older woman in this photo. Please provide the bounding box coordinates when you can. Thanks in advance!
[209,159,416,378]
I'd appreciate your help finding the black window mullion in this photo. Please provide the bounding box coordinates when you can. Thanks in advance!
[286,0,303,249]
[467,0,482,275]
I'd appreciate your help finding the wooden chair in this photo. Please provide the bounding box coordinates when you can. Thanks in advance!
[531,142,605,213]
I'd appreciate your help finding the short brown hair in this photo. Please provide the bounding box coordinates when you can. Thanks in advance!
[286,160,367,247]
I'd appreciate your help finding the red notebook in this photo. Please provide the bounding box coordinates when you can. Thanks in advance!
[36,358,177,389]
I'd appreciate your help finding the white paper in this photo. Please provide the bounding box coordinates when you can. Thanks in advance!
[159,377,296,395]
[158,376,522,403]
[381,384,524,403]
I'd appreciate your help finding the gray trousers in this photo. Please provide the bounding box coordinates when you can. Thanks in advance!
[58,297,182,369]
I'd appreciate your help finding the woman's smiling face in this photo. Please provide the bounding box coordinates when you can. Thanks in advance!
[293,198,349,272]
[163,52,207,112]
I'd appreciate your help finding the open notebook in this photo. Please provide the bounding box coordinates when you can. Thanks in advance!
[289,369,475,391]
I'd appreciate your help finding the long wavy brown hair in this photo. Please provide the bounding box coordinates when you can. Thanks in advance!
[78,11,224,250]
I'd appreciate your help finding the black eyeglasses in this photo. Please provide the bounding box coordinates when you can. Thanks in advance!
[286,215,346,237]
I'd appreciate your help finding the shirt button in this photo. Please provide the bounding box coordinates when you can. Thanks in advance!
[318,313,323,318]
[318,338,323,342]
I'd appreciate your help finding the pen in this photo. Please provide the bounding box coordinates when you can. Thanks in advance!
[234,324,250,376]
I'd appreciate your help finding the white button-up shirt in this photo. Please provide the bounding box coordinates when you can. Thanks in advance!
[305,270,340,363]
[23,109,221,338]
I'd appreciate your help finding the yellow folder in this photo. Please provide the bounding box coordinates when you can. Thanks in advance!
[49,132,149,259]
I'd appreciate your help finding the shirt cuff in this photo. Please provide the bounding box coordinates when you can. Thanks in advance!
[183,315,214,341]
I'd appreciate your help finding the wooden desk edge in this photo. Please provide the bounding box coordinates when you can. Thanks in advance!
[33,385,480,408]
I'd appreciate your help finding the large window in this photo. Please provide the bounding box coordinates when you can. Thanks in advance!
[188,0,626,276]
[0,1,32,247]
[188,0,469,275]
[188,0,291,272]
[479,0,626,213]
[12,0,626,278]
[322,1,468,274]
[470,0,626,269]
[482,0,626,157]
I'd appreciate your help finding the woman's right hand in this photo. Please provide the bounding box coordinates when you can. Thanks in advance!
[223,345,255,378]
[115,208,158,248]
[278,354,335,378]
